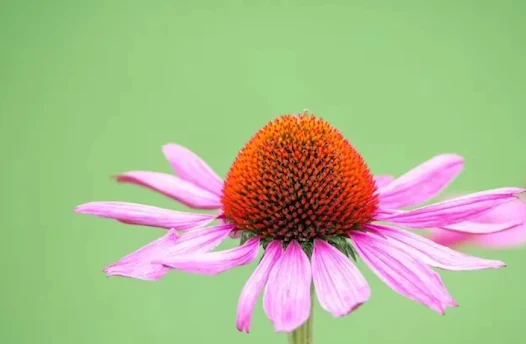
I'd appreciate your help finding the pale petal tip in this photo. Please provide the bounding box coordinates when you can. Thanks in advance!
[273,318,310,333]
[74,203,94,214]
[103,265,122,278]
[440,153,464,163]
[333,302,366,317]
[162,143,184,157]
[485,260,506,269]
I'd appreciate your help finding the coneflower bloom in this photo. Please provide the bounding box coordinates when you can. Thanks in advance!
[75,114,524,333]
[428,196,526,249]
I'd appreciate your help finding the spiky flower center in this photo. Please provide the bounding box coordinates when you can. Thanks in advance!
[221,113,378,241]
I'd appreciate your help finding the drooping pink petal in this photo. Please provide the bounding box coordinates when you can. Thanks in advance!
[441,220,522,234]
[377,188,524,228]
[155,237,260,275]
[429,199,526,248]
[311,239,370,316]
[160,223,235,256]
[368,224,504,270]
[103,229,179,280]
[461,198,526,248]
[263,241,312,332]
[116,171,221,209]
[430,225,526,249]
[162,144,224,197]
[427,229,469,248]
[374,175,394,189]
[236,241,283,333]
[350,231,450,314]
[74,202,216,229]
[377,154,464,209]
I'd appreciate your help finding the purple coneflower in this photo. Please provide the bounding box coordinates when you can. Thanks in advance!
[75,113,523,337]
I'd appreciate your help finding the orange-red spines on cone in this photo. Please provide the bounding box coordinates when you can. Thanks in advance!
[221,114,378,241]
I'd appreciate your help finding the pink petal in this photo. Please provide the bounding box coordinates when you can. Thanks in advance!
[104,229,179,280]
[160,223,235,256]
[368,224,504,270]
[350,231,452,313]
[441,220,523,234]
[427,229,469,248]
[236,241,283,333]
[464,198,526,248]
[377,154,464,209]
[374,175,394,188]
[430,271,458,307]
[263,241,312,332]
[116,171,221,209]
[312,239,370,316]
[377,188,524,228]
[74,202,216,229]
[428,196,526,249]
[155,237,260,275]
[162,144,224,197]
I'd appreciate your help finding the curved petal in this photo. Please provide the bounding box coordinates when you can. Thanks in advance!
[155,237,260,275]
[74,202,216,229]
[430,224,526,249]
[263,241,312,332]
[163,144,224,197]
[374,175,394,189]
[312,239,370,316]
[368,224,504,270]
[428,197,526,249]
[161,223,235,257]
[427,229,469,248]
[116,171,221,209]
[236,241,283,333]
[350,231,452,313]
[377,188,524,228]
[378,154,464,209]
[104,229,179,280]
[441,220,523,234]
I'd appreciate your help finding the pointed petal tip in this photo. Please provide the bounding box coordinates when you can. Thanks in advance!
[161,143,179,152]
[331,301,366,317]
[235,323,250,334]
[74,202,94,214]
[482,260,506,269]
[103,267,164,281]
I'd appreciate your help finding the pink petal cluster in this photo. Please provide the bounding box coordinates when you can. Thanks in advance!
[75,145,524,332]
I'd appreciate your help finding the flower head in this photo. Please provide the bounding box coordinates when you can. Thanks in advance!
[75,112,524,332]
[222,115,378,240]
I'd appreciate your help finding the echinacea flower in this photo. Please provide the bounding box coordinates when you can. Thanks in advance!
[427,196,526,249]
[75,113,524,335]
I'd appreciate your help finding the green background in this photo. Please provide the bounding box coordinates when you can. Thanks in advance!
[1,0,525,343]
